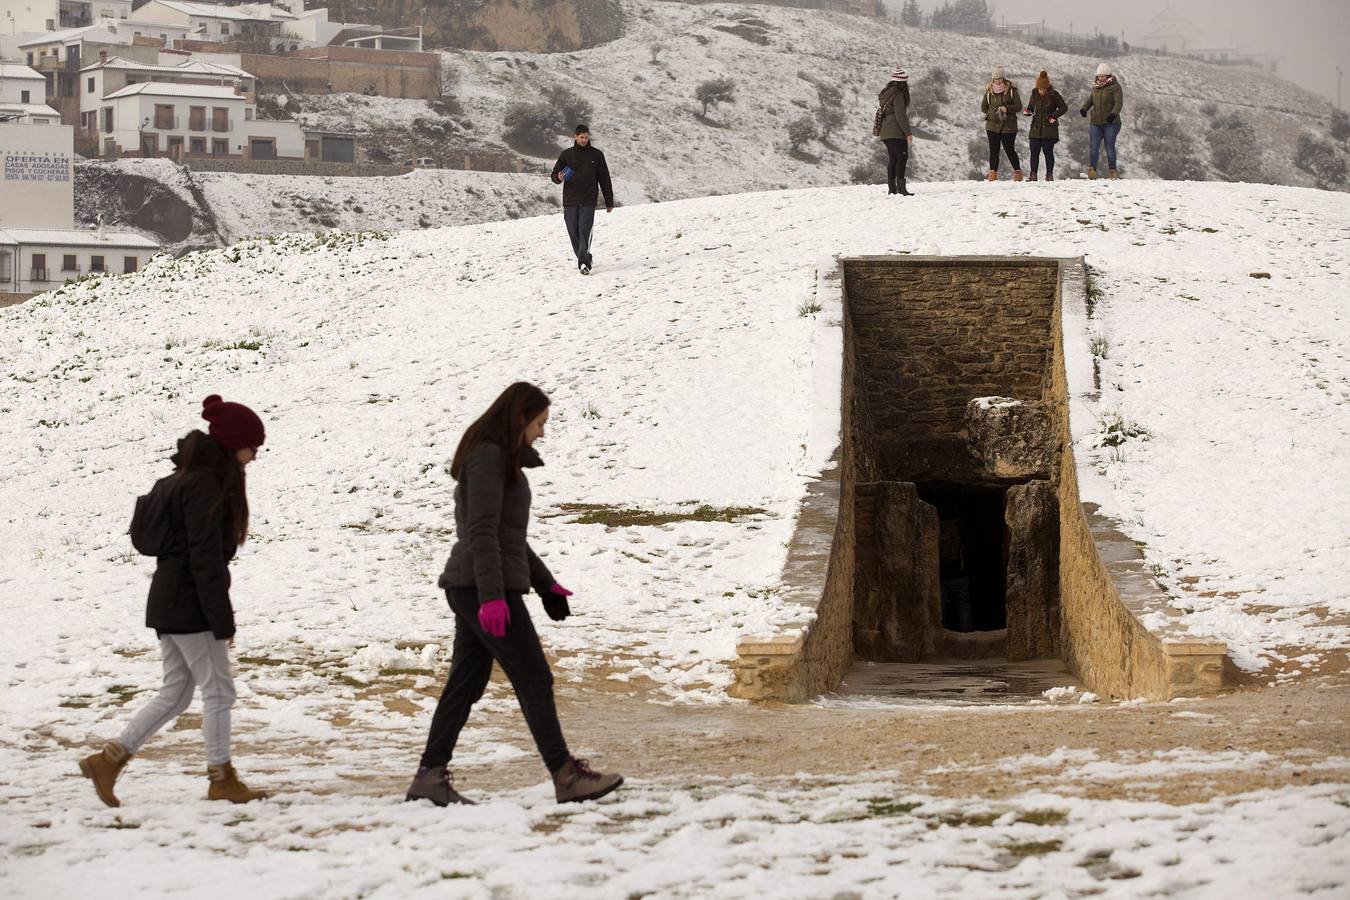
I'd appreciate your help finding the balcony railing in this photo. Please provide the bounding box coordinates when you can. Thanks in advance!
[189,118,206,132]
[211,119,233,132]
[30,268,51,282]
[59,13,92,28]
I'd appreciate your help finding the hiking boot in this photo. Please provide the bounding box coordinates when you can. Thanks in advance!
[207,762,269,803]
[1046,172,1054,182]
[1108,169,1118,180]
[986,170,998,182]
[1013,170,1025,182]
[1028,173,1038,182]
[405,765,475,807]
[897,180,913,196]
[1087,167,1098,180]
[553,757,623,804]
[79,741,131,808]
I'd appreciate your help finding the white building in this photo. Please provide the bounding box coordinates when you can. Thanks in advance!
[2,0,130,35]
[0,62,63,123]
[127,1,297,44]
[98,79,302,159]
[0,123,158,295]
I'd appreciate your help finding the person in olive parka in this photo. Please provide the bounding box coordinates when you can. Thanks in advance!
[1080,62,1125,179]
[79,395,270,808]
[550,124,615,275]
[1022,70,1069,181]
[981,66,1024,181]
[875,65,915,196]
[407,382,623,807]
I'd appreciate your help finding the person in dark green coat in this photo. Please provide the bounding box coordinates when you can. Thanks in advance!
[875,65,914,196]
[1022,70,1068,181]
[981,67,1023,181]
[1079,62,1125,178]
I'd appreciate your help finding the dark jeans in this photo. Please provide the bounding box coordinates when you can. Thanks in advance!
[563,205,595,268]
[1089,122,1121,170]
[987,131,1021,172]
[1029,137,1056,176]
[420,589,570,773]
[882,138,909,191]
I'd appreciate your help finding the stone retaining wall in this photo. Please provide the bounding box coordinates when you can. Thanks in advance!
[730,257,1228,702]
[184,158,414,177]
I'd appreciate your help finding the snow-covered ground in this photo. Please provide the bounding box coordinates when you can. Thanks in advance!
[1,178,1348,895]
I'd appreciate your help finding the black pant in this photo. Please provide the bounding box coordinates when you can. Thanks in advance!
[563,205,595,268]
[1029,137,1056,176]
[882,138,908,191]
[987,131,1021,172]
[420,589,570,773]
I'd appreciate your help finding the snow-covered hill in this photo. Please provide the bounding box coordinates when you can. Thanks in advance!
[291,0,1345,201]
[4,179,1348,704]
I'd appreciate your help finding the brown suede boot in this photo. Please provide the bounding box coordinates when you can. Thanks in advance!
[1013,169,1024,182]
[405,765,475,806]
[207,762,270,803]
[986,170,997,182]
[1088,167,1098,180]
[1046,172,1054,182]
[553,757,623,804]
[79,741,131,808]
[1108,169,1118,180]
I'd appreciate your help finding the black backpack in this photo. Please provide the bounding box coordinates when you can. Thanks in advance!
[130,474,182,556]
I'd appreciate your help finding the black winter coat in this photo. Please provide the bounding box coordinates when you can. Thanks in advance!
[439,442,555,605]
[145,433,238,639]
[551,143,615,209]
[1025,88,1069,140]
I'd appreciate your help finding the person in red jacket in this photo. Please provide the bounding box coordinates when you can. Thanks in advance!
[79,396,270,807]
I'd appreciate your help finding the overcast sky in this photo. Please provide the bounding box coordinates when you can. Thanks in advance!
[969,0,1348,106]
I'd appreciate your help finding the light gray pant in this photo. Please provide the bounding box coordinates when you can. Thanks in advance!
[117,632,236,765]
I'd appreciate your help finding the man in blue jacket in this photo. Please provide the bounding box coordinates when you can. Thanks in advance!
[551,124,614,275]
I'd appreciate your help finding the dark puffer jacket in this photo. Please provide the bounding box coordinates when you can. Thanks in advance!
[145,433,238,640]
[551,142,615,209]
[1081,76,1124,126]
[439,442,556,605]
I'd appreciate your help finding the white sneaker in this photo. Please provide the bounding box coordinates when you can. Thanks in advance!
[580,264,591,275]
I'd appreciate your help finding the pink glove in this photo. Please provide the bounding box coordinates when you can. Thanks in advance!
[549,583,573,597]
[478,599,510,637]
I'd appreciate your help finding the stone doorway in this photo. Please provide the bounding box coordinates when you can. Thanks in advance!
[844,257,1063,677]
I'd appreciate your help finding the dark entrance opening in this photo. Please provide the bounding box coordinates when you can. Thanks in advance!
[921,484,1007,634]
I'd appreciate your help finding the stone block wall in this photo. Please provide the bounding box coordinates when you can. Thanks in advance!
[240,52,440,100]
[842,258,1058,483]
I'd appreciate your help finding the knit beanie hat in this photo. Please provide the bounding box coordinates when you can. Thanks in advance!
[991,66,1005,80]
[1036,70,1051,90]
[890,65,908,81]
[1096,62,1111,77]
[201,394,265,451]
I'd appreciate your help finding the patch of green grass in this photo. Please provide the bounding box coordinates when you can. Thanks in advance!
[558,503,767,528]
[238,655,289,667]
[1003,839,1062,856]
[937,810,1001,828]
[796,298,823,318]
[864,798,923,818]
[1016,808,1068,826]
[107,685,142,703]
[378,666,435,677]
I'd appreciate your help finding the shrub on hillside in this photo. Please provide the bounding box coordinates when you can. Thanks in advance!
[1330,110,1350,143]
[786,115,819,152]
[696,77,736,117]
[910,90,940,125]
[928,67,952,105]
[502,85,594,156]
[818,105,846,142]
[901,0,922,27]
[1135,102,1207,181]
[1295,133,1348,190]
[1207,112,1263,183]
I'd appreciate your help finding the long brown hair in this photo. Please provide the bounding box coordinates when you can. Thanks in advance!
[450,382,551,484]
[175,430,250,544]
[883,80,910,109]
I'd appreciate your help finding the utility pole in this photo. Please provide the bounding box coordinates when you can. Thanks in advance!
[1338,66,1344,110]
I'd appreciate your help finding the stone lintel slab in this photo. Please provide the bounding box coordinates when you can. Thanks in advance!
[1163,641,1229,657]
[737,631,806,657]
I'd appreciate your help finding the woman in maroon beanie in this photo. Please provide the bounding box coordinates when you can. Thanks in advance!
[79,395,271,806]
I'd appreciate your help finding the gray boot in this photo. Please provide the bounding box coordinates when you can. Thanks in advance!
[553,757,623,804]
[405,765,474,806]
